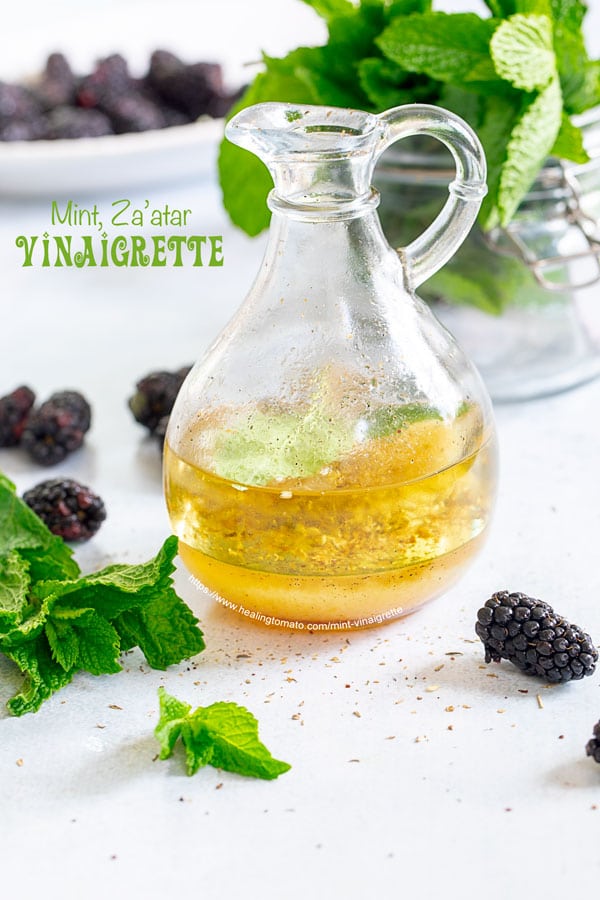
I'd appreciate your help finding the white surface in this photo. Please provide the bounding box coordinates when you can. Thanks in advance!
[2,2,600,898]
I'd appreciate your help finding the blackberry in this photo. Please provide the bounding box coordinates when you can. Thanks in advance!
[33,53,77,110]
[106,93,165,133]
[128,366,191,434]
[45,106,113,139]
[0,119,47,141]
[77,54,134,110]
[154,414,170,448]
[475,591,598,683]
[22,390,92,466]
[0,82,41,124]
[0,385,36,446]
[23,478,106,542]
[147,51,224,119]
[586,721,600,764]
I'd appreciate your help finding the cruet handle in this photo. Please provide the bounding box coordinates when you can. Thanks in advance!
[376,105,487,289]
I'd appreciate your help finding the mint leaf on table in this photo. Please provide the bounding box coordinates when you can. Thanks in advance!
[0,472,79,581]
[155,687,291,779]
[4,637,76,717]
[0,475,205,715]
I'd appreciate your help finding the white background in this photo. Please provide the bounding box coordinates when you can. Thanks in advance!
[2,2,600,898]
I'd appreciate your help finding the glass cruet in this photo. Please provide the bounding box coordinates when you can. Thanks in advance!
[164,101,498,629]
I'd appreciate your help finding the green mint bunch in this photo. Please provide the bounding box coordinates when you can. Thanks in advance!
[218,0,599,235]
[0,473,205,715]
[155,687,291,779]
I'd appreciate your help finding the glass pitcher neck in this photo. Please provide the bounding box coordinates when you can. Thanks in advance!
[226,102,383,211]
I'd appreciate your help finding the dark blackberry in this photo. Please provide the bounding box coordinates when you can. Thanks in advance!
[128,366,191,434]
[0,82,42,124]
[106,93,165,133]
[22,390,92,466]
[147,51,224,119]
[33,53,77,110]
[45,106,113,139]
[154,414,170,448]
[0,119,47,141]
[77,54,134,110]
[0,385,36,446]
[586,721,600,764]
[23,478,106,542]
[475,591,598,684]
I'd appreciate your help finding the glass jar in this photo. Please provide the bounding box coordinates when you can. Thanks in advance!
[165,101,497,629]
[375,106,600,402]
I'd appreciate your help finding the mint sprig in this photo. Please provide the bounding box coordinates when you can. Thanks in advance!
[0,474,205,715]
[218,0,599,236]
[155,687,291,779]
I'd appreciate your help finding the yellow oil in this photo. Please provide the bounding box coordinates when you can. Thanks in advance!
[164,410,497,627]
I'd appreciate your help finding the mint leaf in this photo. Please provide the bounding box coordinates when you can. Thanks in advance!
[156,688,291,780]
[496,76,562,225]
[47,608,122,675]
[112,582,204,670]
[0,476,205,714]
[378,13,499,85]
[0,552,30,632]
[476,92,523,229]
[551,112,589,163]
[5,636,76,716]
[490,14,556,91]
[299,0,354,20]
[359,58,437,109]
[0,476,78,581]
[367,403,442,439]
[35,536,206,669]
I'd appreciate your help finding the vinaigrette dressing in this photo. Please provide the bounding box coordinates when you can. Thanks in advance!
[164,411,497,626]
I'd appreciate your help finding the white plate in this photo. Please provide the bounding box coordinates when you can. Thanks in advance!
[0,117,225,197]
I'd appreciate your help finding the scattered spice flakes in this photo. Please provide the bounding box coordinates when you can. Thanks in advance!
[348,758,360,763]
[285,677,297,683]
[425,684,440,692]
[414,735,429,743]
[486,673,499,679]
[353,711,361,718]
[497,709,506,714]
[291,713,301,720]
[108,704,123,710]
[445,705,455,712]
[558,735,565,740]
[518,689,529,694]
[447,725,454,731]
[96,724,106,730]
[215,783,223,790]
[16,758,23,767]
[536,694,544,709]
[434,664,444,672]
[445,651,463,657]
[385,735,396,740]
